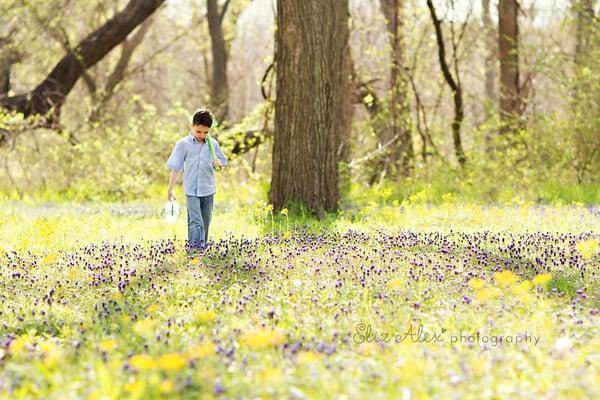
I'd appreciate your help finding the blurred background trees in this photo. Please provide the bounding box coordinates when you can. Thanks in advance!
[0,0,598,210]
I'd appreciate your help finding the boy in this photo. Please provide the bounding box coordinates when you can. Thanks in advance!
[166,109,227,254]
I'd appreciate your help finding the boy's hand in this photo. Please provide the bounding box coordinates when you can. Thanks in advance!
[213,160,223,168]
[167,190,175,202]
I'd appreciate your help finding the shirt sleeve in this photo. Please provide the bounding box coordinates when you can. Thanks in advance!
[214,140,228,166]
[166,141,185,171]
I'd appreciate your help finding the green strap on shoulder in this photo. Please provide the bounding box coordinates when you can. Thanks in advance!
[208,117,221,171]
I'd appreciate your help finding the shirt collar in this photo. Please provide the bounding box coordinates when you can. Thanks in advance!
[188,132,205,144]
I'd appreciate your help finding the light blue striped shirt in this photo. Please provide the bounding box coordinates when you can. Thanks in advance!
[166,133,228,197]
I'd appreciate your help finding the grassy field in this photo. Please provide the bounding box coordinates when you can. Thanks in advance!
[0,200,599,399]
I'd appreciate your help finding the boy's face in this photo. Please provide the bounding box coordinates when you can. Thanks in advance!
[191,124,209,142]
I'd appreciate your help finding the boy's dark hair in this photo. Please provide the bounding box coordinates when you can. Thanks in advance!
[192,109,213,127]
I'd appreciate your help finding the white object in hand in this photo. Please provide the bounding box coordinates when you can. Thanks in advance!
[164,200,179,223]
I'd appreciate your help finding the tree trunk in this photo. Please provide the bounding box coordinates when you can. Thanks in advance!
[270,0,349,215]
[0,52,19,98]
[426,0,467,166]
[574,0,595,71]
[338,47,353,164]
[0,0,164,141]
[482,0,496,120]
[0,34,21,99]
[379,0,414,177]
[482,0,497,152]
[207,0,230,121]
[498,0,520,134]
[571,0,598,183]
[88,17,154,122]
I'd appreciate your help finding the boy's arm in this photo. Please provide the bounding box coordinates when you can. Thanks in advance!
[214,140,228,167]
[167,170,181,201]
[166,141,185,200]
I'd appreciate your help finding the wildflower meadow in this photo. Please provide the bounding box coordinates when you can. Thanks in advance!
[1,193,598,399]
[1,0,599,398]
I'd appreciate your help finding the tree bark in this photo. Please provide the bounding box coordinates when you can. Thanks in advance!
[0,0,164,138]
[498,0,520,134]
[338,46,353,164]
[482,0,496,120]
[571,0,598,183]
[207,0,230,121]
[0,49,20,98]
[379,0,414,177]
[574,0,595,71]
[270,0,349,215]
[0,30,21,99]
[426,0,467,166]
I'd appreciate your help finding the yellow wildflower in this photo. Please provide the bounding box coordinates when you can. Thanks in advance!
[493,270,518,287]
[124,380,146,395]
[283,230,291,240]
[511,281,533,295]
[146,304,161,314]
[133,318,156,337]
[68,269,79,280]
[129,354,157,370]
[468,278,486,289]
[471,356,487,374]
[9,335,30,354]
[99,339,118,352]
[41,252,58,266]
[110,358,123,370]
[157,353,187,371]
[575,239,598,261]
[186,341,216,359]
[280,208,289,216]
[297,351,323,363]
[386,277,404,289]
[40,341,62,369]
[475,287,503,301]
[532,273,553,287]
[240,328,285,349]
[16,239,29,253]
[194,310,217,323]
[259,367,282,381]
[159,380,175,394]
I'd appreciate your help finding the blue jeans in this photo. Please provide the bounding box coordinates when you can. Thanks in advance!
[186,194,214,249]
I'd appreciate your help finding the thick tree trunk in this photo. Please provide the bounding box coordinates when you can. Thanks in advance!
[379,0,414,178]
[207,0,230,121]
[498,0,520,134]
[426,0,467,166]
[270,0,349,215]
[0,0,164,133]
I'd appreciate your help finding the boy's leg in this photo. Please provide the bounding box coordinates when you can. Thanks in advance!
[186,195,205,250]
[200,194,214,245]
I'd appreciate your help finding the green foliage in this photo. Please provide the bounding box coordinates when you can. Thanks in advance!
[547,273,579,299]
